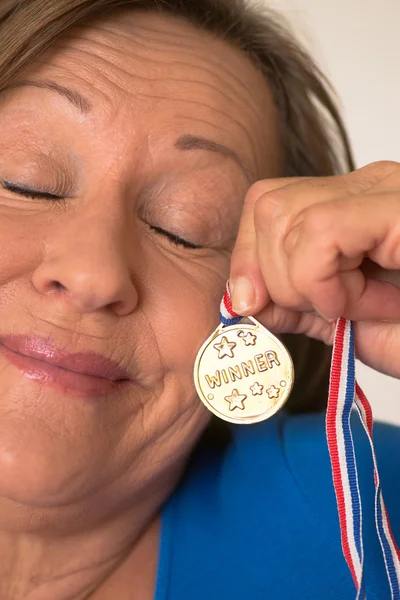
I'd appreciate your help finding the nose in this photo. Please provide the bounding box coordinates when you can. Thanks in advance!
[32,213,139,316]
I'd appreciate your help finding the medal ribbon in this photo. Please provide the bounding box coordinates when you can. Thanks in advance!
[220,284,400,599]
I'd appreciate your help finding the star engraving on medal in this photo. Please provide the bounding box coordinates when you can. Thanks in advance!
[225,389,247,411]
[250,382,264,396]
[266,385,280,400]
[213,336,236,359]
[238,331,257,346]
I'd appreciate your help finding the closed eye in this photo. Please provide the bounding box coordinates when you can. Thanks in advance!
[149,225,200,249]
[1,180,63,200]
[2,180,201,249]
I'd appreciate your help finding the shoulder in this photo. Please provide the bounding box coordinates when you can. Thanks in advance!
[174,411,343,538]
[164,412,356,598]
[279,410,400,485]
[280,411,400,534]
[187,410,400,503]
[279,408,400,475]
[163,411,400,599]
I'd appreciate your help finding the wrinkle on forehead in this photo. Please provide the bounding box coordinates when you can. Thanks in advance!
[89,19,260,107]
[27,10,282,179]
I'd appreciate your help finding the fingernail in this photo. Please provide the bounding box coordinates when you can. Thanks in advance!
[231,277,255,314]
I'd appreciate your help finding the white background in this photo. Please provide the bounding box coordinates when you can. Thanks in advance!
[260,0,400,423]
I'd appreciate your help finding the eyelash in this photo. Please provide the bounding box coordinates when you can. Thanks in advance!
[1,181,200,250]
[2,180,62,201]
[149,225,199,250]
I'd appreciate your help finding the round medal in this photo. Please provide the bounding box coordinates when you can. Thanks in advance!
[194,317,294,425]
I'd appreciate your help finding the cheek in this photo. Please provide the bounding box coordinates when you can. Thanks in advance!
[147,253,230,377]
[0,212,44,285]
[133,255,228,451]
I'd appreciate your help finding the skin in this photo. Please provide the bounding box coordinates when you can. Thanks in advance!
[0,9,281,600]
[230,162,400,377]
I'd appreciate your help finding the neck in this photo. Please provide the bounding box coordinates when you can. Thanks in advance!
[0,460,185,600]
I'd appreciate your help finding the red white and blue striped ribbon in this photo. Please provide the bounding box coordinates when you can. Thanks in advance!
[328,318,400,599]
[220,284,400,599]
[220,285,244,326]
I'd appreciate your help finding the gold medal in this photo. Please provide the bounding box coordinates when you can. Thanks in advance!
[194,317,294,425]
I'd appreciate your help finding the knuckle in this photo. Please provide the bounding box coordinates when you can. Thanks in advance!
[245,179,290,210]
[344,161,400,195]
[359,160,400,185]
[367,160,400,174]
[300,203,337,239]
[245,180,271,206]
[254,189,287,224]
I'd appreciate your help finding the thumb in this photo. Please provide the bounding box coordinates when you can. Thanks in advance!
[229,177,305,315]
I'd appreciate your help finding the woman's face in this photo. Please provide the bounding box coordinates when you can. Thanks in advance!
[0,10,280,513]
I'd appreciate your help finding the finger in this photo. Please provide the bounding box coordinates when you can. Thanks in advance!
[254,303,335,345]
[252,176,344,310]
[230,161,400,317]
[288,195,400,320]
[362,258,400,289]
[236,174,351,314]
[251,161,400,216]
[229,178,304,315]
[349,161,400,194]
[354,321,400,378]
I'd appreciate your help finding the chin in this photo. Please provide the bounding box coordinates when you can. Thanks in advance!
[0,372,121,508]
[0,416,100,509]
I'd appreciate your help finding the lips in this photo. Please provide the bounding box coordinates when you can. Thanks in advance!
[0,335,132,397]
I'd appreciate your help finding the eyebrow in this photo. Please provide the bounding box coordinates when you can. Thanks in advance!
[11,79,92,114]
[6,82,252,180]
[175,135,252,182]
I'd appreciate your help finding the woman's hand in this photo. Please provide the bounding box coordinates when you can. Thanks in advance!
[230,161,400,378]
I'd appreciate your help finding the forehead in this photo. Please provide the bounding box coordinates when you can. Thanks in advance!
[11,10,282,179]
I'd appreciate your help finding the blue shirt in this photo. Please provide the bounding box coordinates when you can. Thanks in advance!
[155,412,400,599]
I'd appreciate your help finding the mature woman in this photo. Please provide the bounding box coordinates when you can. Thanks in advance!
[1,0,400,598]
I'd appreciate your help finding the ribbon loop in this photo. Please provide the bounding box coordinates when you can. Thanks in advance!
[220,284,243,326]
